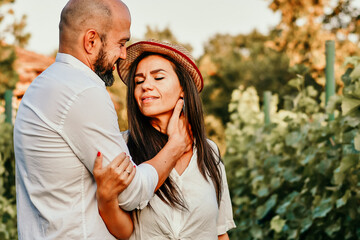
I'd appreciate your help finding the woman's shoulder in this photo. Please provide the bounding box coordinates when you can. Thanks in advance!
[205,138,223,163]
[206,138,218,153]
[120,130,130,143]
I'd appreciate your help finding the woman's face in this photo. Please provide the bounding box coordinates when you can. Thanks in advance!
[134,55,183,121]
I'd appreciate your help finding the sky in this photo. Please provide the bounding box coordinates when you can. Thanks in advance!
[12,0,281,58]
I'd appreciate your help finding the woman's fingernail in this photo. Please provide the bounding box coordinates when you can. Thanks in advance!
[134,165,136,168]
[97,151,101,157]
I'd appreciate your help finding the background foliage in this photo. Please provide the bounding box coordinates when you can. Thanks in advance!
[0,0,29,238]
[225,58,360,239]
[0,117,16,240]
[1,0,360,239]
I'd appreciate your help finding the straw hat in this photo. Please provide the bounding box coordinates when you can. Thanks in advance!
[116,39,204,92]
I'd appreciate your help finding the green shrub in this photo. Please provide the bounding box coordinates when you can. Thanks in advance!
[0,113,16,239]
[225,58,360,239]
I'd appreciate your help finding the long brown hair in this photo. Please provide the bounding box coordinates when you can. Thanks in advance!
[126,52,222,209]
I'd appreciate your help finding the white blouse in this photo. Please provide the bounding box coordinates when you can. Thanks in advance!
[123,132,236,240]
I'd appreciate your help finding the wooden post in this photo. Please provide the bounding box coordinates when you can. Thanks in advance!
[264,91,271,125]
[325,40,335,121]
[5,90,12,124]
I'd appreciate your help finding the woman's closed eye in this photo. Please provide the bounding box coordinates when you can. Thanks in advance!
[135,77,144,85]
[154,74,165,80]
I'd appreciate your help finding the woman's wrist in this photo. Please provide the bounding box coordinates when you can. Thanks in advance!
[97,189,118,208]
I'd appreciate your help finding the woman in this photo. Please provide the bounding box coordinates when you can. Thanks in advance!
[95,40,235,239]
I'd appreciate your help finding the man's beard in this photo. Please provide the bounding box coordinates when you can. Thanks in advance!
[94,47,115,87]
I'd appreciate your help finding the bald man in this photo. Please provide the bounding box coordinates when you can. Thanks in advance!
[14,0,190,239]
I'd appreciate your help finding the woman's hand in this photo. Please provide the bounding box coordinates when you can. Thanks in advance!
[167,99,193,154]
[93,152,136,239]
[93,152,136,204]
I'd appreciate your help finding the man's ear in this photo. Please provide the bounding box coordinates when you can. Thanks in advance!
[84,29,100,54]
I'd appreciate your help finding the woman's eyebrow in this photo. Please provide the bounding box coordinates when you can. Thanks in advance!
[150,69,166,74]
[135,73,145,78]
[135,69,166,78]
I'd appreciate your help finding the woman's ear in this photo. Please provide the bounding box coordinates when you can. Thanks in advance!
[84,29,100,54]
[180,92,184,99]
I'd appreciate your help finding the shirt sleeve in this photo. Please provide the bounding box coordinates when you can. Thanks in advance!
[61,86,158,211]
[206,140,236,235]
[217,162,236,235]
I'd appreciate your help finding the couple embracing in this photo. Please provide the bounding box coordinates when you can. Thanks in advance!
[14,0,235,239]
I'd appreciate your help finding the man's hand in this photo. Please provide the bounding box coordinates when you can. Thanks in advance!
[93,152,136,204]
[167,99,193,154]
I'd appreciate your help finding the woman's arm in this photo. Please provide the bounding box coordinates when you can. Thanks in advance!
[93,152,136,239]
[218,233,230,240]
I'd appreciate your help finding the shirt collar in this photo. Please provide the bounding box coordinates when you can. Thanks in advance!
[55,53,106,88]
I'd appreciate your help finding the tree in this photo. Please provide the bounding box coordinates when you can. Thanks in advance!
[144,26,193,52]
[267,0,360,89]
[199,30,293,125]
[0,0,30,96]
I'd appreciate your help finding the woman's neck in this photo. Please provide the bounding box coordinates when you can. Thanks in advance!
[150,115,171,134]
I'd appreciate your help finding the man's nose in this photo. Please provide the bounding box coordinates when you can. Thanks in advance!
[119,47,127,60]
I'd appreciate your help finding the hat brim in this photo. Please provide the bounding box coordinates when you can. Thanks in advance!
[117,41,203,92]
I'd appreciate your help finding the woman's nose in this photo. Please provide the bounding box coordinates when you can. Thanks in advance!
[142,79,154,90]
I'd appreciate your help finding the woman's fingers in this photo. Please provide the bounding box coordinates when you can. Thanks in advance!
[125,165,136,185]
[167,99,184,135]
[93,152,136,201]
[123,160,134,175]
[93,152,103,177]
[108,152,127,169]
[116,162,136,192]
[173,98,184,117]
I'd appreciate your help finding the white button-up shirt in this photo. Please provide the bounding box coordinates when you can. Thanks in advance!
[14,53,158,239]
[127,136,236,240]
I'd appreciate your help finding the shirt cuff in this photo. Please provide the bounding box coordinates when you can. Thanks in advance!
[217,220,236,235]
[117,163,158,211]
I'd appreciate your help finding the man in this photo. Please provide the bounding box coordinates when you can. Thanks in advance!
[14,0,190,239]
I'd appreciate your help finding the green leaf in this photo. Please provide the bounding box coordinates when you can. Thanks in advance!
[283,168,301,183]
[301,153,316,165]
[270,215,286,233]
[312,198,333,219]
[343,114,360,127]
[288,77,303,89]
[257,185,270,197]
[300,216,313,233]
[276,191,299,215]
[285,131,301,146]
[334,155,358,185]
[336,154,358,173]
[350,64,360,79]
[250,225,263,239]
[270,177,281,190]
[325,218,341,237]
[342,96,360,115]
[256,194,277,219]
[306,86,318,97]
[336,190,351,208]
[354,132,360,151]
